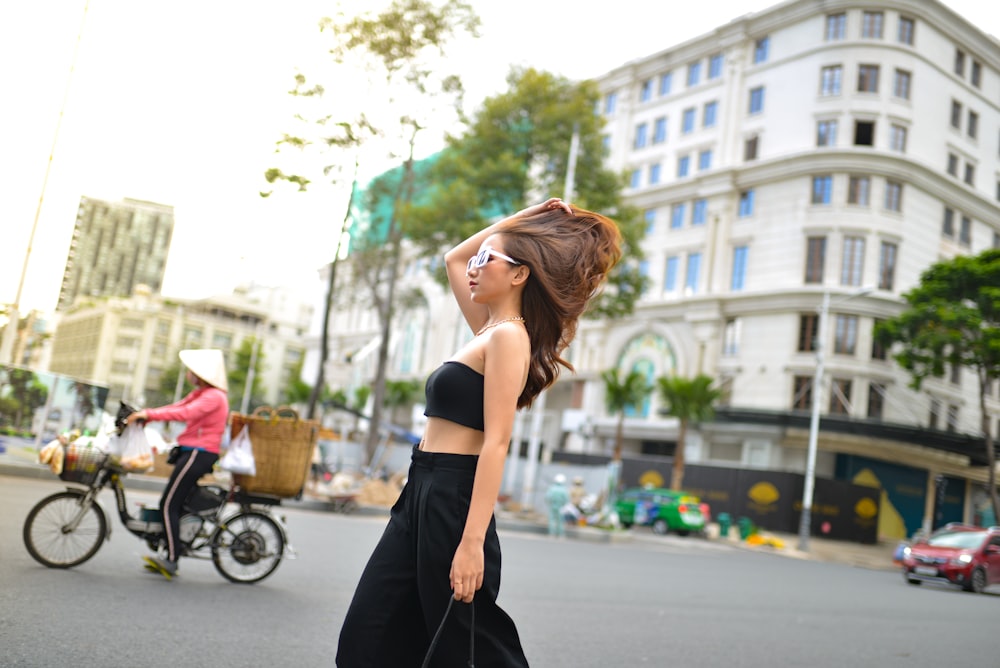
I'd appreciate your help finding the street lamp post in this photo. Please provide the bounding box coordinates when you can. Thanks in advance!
[798,286,872,552]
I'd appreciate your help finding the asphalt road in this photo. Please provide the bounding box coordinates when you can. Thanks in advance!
[2,474,998,667]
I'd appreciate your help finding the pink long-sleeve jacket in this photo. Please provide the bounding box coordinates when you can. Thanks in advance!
[144,386,229,453]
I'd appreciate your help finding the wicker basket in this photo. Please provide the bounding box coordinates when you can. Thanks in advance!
[229,405,318,498]
[59,445,108,485]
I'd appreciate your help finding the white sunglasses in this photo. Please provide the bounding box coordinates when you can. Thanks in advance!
[466,247,521,273]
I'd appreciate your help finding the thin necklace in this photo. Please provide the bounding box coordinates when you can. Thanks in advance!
[477,316,525,337]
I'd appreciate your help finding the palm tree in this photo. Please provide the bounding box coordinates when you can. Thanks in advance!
[656,374,721,490]
[600,369,653,525]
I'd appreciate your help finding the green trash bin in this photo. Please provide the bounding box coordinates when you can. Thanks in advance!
[717,512,732,538]
[738,516,755,540]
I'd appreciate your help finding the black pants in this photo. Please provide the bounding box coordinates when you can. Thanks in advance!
[336,447,528,667]
[160,447,217,562]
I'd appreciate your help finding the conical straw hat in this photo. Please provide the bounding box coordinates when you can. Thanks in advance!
[178,349,228,392]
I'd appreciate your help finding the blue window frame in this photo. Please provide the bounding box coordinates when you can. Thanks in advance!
[605,92,618,115]
[699,149,713,170]
[601,134,612,154]
[812,175,833,204]
[731,246,748,291]
[703,101,718,127]
[649,163,661,185]
[738,189,755,217]
[644,208,657,234]
[687,61,702,87]
[664,256,679,291]
[685,253,702,293]
[640,79,653,102]
[653,117,667,143]
[749,86,765,114]
[671,203,686,229]
[682,108,696,133]
[659,72,673,96]
[630,169,641,188]
[678,155,691,177]
[692,199,708,225]
[754,36,770,63]
[634,123,648,149]
[709,53,724,79]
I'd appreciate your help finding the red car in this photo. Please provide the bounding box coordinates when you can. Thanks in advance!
[901,526,1000,593]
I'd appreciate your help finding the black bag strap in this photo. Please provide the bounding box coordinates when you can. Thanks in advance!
[421,595,475,668]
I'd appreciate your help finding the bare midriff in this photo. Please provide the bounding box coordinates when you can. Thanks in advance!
[419,416,484,455]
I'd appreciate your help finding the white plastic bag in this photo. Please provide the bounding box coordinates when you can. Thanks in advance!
[119,422,154,472]
[219,425,255,476]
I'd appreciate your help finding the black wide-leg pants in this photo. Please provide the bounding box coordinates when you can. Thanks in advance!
[336,447,528,667]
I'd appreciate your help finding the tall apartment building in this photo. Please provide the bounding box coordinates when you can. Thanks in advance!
[316,0,1000,538]
[57,197,174,311]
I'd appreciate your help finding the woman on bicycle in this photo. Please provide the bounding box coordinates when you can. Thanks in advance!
[126,348,229,578]
[336,198,622,666]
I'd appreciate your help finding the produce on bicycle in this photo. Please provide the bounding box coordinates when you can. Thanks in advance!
[125,349,229,578]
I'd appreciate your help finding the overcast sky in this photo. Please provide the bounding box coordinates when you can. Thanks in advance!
[2,0,997,314]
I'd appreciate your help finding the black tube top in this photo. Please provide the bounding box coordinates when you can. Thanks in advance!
[423,361,485,431]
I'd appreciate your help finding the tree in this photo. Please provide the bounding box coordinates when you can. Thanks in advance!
[656,374,721,490]
[383,378,422,426]
[600,368,652,526]
[875,249,1000,521]
[229,338,265,412]
[283,359,313,407]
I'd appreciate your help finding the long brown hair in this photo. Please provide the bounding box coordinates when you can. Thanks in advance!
[497,206,622,408]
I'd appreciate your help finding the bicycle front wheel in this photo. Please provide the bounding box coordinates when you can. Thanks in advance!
[23,490,107,568]
[211,511,285,584]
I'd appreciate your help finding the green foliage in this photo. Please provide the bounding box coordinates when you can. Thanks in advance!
[384,379,422,408]
[0,367,48,430]
[352,385,372,412]
[283,359,313,405]
[601,368,652,415]
[656,374,722,424]
[228,338,265,411]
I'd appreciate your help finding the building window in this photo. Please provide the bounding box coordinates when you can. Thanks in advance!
[854,121,875,146]
[830,379,852,415]
[640,79,653,103]
[649,163,661,185]
[942,207,955,238]
[812,175,833,205]
[954,49,965,77]
[692,199,708,226]
[964,163,975,186]
[889,124,907,152]
[659,72,673,96]
[722,318,741,356]
[799,314,819,352]
[950,363,961,386]
[884,181,903,212]
[871,319,887,360]
[629,169,641,188]
[805,237,826,284]
[687,61,702,87]
[878,241,897,291]
[731,246,748,291]
[653,117,667,144]
[685,252,702,293]
[951,100,962,129]
[867,383,885,419]
[682,108,696,133]
[861,11,884,38]
[946,404,959,432]
[968,111,979,139]
[677,155,690,178]
[644,209,657,235]
[858,65,879,93]
[959,216,972,246]
[848,176,871,206]
[698,149,713,171]
[893,69,911,99]
[709,53,724,79]
[738,189,755,217]
[994,231,1000,249]
[670,203,686,229]
[634,123,648,149]
[841,236,865,286]
[947,153,959,176]
[834,315,859,354]
[664,256,679,291]
[604,92,618,115]
[744,135,759,160]
[749,86,765,114]
[793,376,813,410]
[826,13,846,40]
[703,101,718,127]
[972,60,982,88]
[753,36,769,64]
[817,120,837,147]
[929,398,941,429]
[898,17,914,45]
[820,65,842,96]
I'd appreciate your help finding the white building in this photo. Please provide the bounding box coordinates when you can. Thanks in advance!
[313,0,1000,539]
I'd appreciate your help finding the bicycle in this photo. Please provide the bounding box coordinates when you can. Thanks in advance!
[22,444,291,584]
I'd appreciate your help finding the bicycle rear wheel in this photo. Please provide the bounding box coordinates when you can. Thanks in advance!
[23,490,107,568]
[211,510,285,584]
